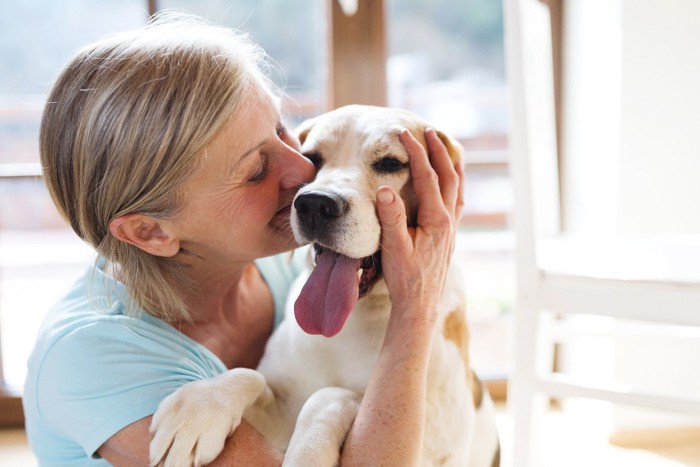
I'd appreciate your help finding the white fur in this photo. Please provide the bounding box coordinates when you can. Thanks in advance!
[150,105,499,467]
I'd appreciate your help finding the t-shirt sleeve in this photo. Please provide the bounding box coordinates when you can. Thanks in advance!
[33,318,225,458]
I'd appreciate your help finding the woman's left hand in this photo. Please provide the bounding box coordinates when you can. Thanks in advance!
[375,128,464,326]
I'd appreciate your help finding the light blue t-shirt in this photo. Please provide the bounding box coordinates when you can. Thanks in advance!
[22,249,308,466]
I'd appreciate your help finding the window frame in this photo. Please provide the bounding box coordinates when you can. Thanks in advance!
[0,168,43,426]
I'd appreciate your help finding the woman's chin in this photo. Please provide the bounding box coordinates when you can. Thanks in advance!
[267,228,298,253]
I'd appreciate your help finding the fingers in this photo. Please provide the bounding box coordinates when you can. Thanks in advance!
[399,129,459,228]
[399,130,441,219]
[453,153,465,222]
[424,129,460,210]
[375,186,412,258]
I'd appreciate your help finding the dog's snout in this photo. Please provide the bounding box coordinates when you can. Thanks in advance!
[294,192,348,232]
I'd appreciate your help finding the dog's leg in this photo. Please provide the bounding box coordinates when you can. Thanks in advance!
[283,387,362,467]
[149,368,267,467]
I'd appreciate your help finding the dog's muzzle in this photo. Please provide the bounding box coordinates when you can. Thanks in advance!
[293,191,349,240]
[291,191,385,338]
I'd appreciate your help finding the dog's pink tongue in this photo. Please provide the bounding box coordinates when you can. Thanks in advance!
[294,250,361,337]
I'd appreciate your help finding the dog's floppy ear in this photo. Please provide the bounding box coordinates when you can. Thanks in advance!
[436,130,463,165]
[295,117,317,146]
[409,126,463,165]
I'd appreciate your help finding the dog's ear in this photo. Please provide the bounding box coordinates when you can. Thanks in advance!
[408,127,463,166]
[436,130,463,165]
[295,117,317,146]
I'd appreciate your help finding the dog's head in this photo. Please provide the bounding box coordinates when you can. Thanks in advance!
[291,105,462,337]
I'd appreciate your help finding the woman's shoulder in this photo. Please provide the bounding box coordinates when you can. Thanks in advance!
[34,259,143,346]
[28,259,226,381]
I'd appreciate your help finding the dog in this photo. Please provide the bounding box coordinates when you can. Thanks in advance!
[150,105,500,467]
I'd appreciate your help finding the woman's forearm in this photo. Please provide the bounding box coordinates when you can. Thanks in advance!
[339,311,435,466]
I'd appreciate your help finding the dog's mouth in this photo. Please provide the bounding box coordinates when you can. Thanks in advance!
[294,243,382,338]
[317,244,382,298]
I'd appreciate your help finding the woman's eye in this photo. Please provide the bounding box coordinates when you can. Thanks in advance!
[276,124,287,138]
[248,157,270,183]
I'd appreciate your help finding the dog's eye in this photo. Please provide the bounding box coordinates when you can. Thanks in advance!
[372,156,408,174]
[304,152,323,170]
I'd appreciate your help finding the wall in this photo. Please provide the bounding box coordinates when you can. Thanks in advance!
[614,0,700,431]
[618,0,700,235]
[561,0,700,432]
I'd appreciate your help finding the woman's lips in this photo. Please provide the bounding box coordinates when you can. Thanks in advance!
[272,205,292,229]
[276,205,291,218]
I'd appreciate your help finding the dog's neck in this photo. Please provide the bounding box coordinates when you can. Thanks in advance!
[354,280,392,319]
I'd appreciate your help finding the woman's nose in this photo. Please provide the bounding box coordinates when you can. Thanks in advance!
[279,144,315,190]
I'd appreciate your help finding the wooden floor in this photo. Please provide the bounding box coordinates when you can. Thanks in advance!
[2,400,699,466]
[0,428,34,466]
[496,400,700,467]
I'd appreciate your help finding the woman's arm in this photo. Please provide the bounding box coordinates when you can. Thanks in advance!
[97,417,283,467]
[339,128,463,466]
[98,417,283,467]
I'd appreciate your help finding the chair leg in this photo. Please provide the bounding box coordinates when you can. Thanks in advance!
[510,307,556,467]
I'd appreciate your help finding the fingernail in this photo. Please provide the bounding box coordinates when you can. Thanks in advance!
[377,189,394,205]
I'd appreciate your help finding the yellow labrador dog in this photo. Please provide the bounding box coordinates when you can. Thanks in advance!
[150,105,500,467]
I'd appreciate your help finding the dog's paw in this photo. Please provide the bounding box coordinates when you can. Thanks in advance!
[149,368,267,467]
[283,387,362,467]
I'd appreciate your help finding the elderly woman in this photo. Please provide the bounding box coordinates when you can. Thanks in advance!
[23,12,462,466]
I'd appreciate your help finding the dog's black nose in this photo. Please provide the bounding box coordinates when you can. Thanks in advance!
[294,192,348,231]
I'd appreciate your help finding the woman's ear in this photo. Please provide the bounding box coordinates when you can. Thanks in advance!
[108,214,180,257]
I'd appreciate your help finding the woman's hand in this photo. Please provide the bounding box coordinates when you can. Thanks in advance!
[375,128,464,327]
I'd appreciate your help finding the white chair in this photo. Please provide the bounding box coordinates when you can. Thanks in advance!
[505,0,700,465]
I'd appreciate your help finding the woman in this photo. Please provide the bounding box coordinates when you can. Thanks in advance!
[23,12,463,466]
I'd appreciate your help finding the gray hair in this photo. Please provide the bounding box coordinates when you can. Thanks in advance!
[41,11,278,322]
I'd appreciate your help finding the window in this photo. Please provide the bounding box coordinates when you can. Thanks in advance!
[158,0,327,126]
[0,0,513,425]
[0,0,150,424]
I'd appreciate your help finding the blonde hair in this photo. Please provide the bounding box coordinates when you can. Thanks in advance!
[41,12,278,322]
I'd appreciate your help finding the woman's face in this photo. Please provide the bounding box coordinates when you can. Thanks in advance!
[171,94,315,266]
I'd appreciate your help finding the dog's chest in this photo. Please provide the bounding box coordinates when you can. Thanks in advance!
[307,294,391,387]
[420,330,475,464]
